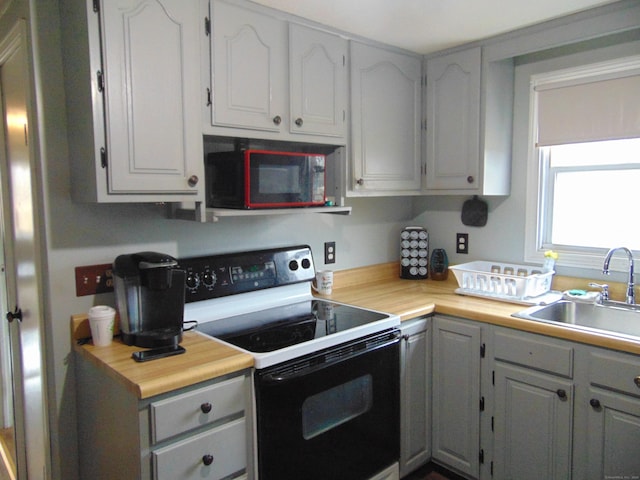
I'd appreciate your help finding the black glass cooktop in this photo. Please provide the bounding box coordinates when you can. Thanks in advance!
[196,299,389,353]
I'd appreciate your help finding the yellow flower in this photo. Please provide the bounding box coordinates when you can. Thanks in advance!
[544,250,558,260]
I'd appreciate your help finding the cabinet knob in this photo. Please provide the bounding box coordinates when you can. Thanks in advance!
[188,175,199,187]
[200,402,212,414]
[6,306,22,323]
[467,175,474,184]
[634,376,640,388]
[356,178,364,186]
[295,117,303,127]
[202,454,214,466]
[590,398,601,409]
[556,389,567,399]
[272,115,282,126]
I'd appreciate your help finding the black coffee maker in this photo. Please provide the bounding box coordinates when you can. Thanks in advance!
[113,252,186,348]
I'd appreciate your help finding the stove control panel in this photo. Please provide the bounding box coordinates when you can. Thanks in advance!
[179,245,315,303]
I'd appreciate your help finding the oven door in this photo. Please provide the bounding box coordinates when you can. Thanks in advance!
[254,330,400,480]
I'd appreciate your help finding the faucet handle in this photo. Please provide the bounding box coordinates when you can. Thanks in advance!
[588,282,609,301]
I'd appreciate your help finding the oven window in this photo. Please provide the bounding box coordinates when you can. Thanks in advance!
[301,374,372,440]
[259,165,301,194]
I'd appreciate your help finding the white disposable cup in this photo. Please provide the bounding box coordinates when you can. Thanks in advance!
[312,270,333,295]
[88,305,116,347]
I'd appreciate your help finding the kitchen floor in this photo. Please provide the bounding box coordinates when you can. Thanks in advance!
[402,462,467,480]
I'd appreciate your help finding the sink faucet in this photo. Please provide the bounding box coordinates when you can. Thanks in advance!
[602,247,636,305]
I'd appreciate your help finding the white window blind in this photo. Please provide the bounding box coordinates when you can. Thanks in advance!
[534,57,640,146]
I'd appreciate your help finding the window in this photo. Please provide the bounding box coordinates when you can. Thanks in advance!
[541,139,640,250]
[524,54,640,269]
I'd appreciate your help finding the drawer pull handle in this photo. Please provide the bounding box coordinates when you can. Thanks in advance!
[200,402,212,414]
[635,376,640,388]
[202,454,214,466]
[590,398,601,409]
[556,389,567,399]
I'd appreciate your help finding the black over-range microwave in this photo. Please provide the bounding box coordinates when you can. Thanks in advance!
[205,149,326,209]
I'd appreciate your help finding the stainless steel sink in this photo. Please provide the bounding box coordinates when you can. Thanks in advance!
[513,300,640,339]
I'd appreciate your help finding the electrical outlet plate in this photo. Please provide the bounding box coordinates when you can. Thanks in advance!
[324,241,336,264]
[75,263,114,296]
[456,233,469,254]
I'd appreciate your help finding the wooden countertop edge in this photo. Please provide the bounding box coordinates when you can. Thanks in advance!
[330,263,640,356]
[71,315,254,399]
[71,262,640,398]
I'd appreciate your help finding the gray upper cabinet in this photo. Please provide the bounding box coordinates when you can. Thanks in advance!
[350,41,422,195]
[289,24,347,138]
[207,0,347,142]
[425,47,512,195]
[210,0,287,133]
[425,47,481,192]
[61,0,204,202]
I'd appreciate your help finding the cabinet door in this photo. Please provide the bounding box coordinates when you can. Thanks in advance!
[493,363,573,480]
[432,316,481,478]
[350,42,422,193]
[425,47,481,191]
[211,0,287,132]
[399,319,431,477]
[289,24,347,138]
[100,0,202,194]
[586,387,640,480]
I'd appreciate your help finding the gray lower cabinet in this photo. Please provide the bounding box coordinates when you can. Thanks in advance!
[433,317,640,480]
[399,317,431,477]
[492,366,573,479]
[431,315,482,479]
[583,349,640,480]
[76,356,252,480]
[492,328,574,480]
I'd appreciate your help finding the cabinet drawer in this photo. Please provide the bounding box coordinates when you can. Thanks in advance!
[152,417,247,480]
[150,375,246,443]
[494,329,573,377]
[589,350,640,397]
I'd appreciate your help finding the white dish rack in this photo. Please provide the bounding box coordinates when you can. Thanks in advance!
[450,261,554,300]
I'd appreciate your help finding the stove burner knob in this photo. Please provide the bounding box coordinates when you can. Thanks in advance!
[289,260,299,271]
[200,402,212,414]
[186,273,200,290]
[202,272,216,287]
[202,454,214,466]
[301,258,311,269]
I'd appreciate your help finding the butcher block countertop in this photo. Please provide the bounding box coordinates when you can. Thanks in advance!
[72,262,639,399]
[71,314,253,399]
[322,262,640,356]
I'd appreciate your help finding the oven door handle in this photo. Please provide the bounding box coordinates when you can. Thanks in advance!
[259,333,399,385]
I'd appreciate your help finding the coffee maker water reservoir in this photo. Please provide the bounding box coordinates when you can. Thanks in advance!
[113,252,186,348]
